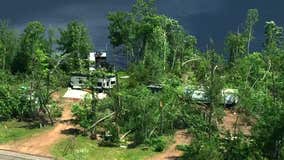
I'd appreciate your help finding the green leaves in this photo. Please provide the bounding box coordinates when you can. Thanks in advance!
[225,32,247,65]
[108,0,197,75]
[72,103,96,130]
[58,21,93,73]
[12,21,47,74]
[264,21,283,53]
[0,20,18,71]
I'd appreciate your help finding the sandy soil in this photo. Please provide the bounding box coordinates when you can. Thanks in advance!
[220,110,251,135]
[147,130,191,160]
[0,97,79,157]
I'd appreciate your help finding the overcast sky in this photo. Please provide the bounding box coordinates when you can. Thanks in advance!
[1,0,284,52]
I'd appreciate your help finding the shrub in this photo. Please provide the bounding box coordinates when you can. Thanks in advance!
[72,103,96,130]
[49,102,63,118]
[146,136,168,152]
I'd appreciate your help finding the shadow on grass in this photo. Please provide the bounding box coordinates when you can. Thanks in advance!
[61,128,81,136]
[166,156,182,160]
[17,121,46,129]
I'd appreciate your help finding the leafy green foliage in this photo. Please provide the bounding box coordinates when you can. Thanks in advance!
[0,20,18,71]
[244,9,259,54]
[58,21,93,73]
[12,21,47,74]
[225,32,247,66]
[146,136,169,152]
[108,0,197,75]
[181,135,223,160]
[72,99,96,130]
[0,83,38,121]
[1,3,284,160]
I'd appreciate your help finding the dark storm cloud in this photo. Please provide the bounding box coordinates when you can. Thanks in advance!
[0,0,133,49]
[159,0,284,50]
[1,0,284,52]
[0,0,227,49]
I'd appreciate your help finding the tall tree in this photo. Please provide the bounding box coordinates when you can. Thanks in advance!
[250,21,284,160]
[264,21,283,53]
[244,9,259,55]
[225,32,246,66]
[12,21,47,73]
[0,20,18,71]
[264,21,283,103]
[108,0,156,62]
[58,21,93,73]
[205,47,224,138]
[132,0,156,18]
[108,0,196,74]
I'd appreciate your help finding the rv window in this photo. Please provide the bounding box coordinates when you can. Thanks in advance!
[111,81,116,85]
[97,82,102,87]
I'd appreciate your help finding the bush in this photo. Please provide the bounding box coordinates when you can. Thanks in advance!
[0,84,37,121]
[181,135,223,160]
[49,102,63,118]
[72,103,96,130]
[146,136,168,152]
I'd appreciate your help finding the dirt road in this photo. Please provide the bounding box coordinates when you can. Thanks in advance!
[0,98,79,157]
[0,149,53,160]
[147,130,191,160]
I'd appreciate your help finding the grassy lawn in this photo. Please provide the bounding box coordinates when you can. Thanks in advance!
[0,120,52,144]
[51,136,156,160]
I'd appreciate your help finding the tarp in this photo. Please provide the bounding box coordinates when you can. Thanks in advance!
[63,88,90,100]
[63,88,107,100]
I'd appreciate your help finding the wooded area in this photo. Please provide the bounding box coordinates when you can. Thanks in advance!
[0,0,283,159]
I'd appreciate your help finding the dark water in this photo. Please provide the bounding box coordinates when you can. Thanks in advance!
[1,0,284,66]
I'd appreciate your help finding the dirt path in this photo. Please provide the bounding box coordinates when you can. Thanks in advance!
[0,98,79,157]
[147,130,191,160]
[219,110,251,135]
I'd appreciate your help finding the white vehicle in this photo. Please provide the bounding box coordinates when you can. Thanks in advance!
[221,89,239,106]
[97,76,117,89]
[185,87,239,106]
[191,90,209,103]
[70,74,88,89]
[70,73,117,90]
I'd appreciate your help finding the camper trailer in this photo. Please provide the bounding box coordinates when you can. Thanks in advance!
[69,73,88,89]
[70,74,117,90]
[97,76,117,89]
[70,51,116,90]
[185,87,239,107]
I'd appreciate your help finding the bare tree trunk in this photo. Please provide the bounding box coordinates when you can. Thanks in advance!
[233,114,239,134]
[2,54,5,70]
[163,32,167,71]
[247,27,252,55]
[171,50,176,71]
[43,104,54,125]
[2,48,6,70]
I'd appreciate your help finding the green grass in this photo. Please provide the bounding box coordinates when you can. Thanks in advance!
[51,136,156,160]
[0,120,52,144]
[57,88,68,97]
